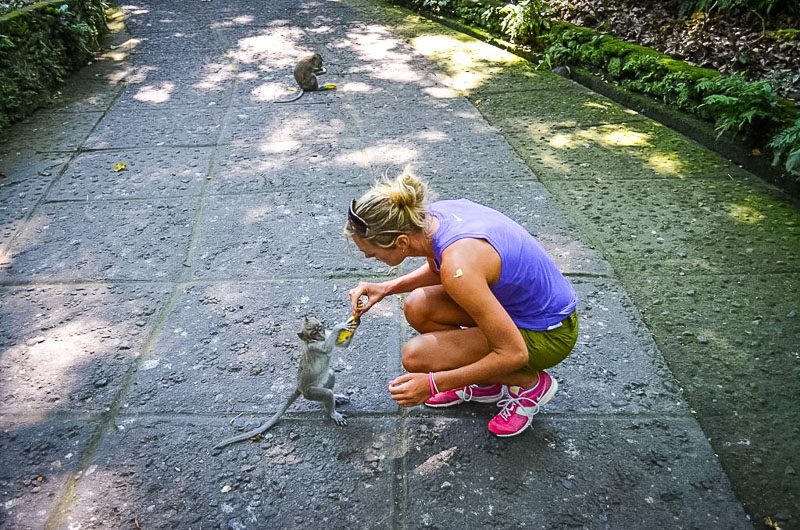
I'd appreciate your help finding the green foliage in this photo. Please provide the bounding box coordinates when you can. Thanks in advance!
[0,0,107,129]
[768,119,800,173]
[499,0,551,43]
[697,75,787,138]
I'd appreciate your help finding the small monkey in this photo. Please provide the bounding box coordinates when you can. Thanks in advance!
[213,315,353,450]
[275,53,328,103]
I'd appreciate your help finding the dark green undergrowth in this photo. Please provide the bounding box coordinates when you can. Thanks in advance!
[392,0,800,191]
[0,0,108,131]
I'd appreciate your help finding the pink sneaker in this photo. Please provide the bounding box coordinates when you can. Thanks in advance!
[424,384,505,408]
[488,372,558,437]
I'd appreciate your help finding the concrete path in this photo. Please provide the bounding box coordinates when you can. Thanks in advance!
[2,0,795,528]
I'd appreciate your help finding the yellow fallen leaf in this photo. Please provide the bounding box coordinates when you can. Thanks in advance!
[751,148,762,157]
[113,161,127,172]
[221,484,232,493]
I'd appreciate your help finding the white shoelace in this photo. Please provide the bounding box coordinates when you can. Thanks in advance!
[460,385,478,402]
[496,394,540,420]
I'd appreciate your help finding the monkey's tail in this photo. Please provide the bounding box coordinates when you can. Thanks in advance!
[273,89,304,103]
[212,390,301,450]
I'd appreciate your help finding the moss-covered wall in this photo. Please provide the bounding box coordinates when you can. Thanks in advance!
[0,0,108,131]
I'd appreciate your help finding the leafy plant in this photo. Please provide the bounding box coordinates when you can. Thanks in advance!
[499,0,551,43]
[0,0,108,129]
[697,75,786,138]
[420,0,453,11]
[768,119,800,173]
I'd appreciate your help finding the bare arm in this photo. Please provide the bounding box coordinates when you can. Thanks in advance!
[348,260,441,313]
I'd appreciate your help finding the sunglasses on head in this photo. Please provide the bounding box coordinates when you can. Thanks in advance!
[348,199,369,235]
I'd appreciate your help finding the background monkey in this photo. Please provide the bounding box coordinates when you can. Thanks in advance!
[276,52,329,103]
[213,315,353,450]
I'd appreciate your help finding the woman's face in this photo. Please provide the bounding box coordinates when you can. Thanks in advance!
[352,236,405,266]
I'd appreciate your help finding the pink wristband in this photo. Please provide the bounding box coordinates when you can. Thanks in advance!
[428,372,440,397]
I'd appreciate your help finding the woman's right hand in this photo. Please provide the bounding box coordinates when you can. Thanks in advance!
[348,281,390,313]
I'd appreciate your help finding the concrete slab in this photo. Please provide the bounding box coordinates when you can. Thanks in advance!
[47,77,124,114]
[84,106,225,149]
[466,67,577,97]
[402,416,750,529]
[0,150,69,249]
[498,118,751,182]
[129,29,222,54]
[120,5,208,35]
[0,111,102,152]
[0,415,95,530]
[113,78,234,109]
[694,410,800,526]
[2,198,195,282]
[625,272,800,417]
[189,188,389,279]
[475,88,648,128]
[129,51,236,81]
[357,131,537,186]
[215,25,311,60]
[221,104,358,143]
[124,279,402,415]
[0,284,169,412]
[211,138,370,194]
[61,416,398,529]
[49,147,212,200]
[353,93,491,140]
[549,176,800,275]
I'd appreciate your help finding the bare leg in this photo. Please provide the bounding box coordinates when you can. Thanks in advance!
[404,285,476,333]
[402,328,539,388]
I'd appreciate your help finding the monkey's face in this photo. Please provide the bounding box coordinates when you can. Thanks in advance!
[298,317,326,342]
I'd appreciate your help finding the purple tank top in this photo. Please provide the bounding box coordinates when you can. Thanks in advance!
[429,199,578,331]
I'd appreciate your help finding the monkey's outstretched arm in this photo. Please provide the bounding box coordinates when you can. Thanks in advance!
[326,320,351,350]
[212,389,301,450]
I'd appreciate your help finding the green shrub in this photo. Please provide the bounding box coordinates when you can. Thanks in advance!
[499,0,551,43]
[697,75,789,139]
[0,0,107,129]
[768,119,800,173]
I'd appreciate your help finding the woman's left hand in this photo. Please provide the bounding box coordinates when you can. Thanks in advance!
[388,373,430,407]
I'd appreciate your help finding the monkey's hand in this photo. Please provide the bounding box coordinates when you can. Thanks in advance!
[331,320,351,332]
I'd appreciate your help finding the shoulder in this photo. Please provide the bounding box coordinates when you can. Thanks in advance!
[440,239,500,288]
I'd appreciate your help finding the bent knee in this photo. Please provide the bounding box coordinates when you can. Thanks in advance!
[401,338,429,373]
[403,288,430,331]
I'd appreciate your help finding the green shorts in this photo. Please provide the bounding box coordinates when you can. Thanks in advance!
[517,310,579,374]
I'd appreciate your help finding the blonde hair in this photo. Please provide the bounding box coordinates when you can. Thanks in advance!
[345,169,434,248]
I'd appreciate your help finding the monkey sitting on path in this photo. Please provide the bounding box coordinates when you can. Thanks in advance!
[212,315,353,450]
[275,52,332,103]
